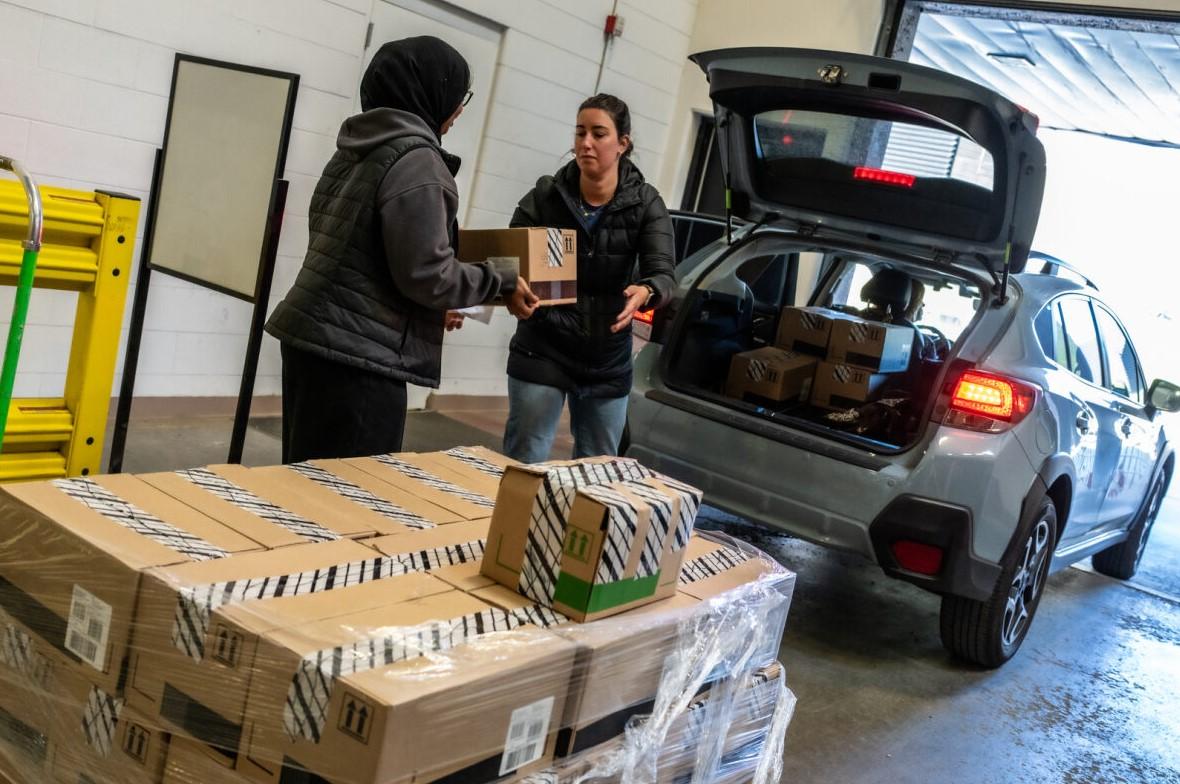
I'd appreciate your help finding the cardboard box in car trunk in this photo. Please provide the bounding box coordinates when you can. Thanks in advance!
[725,347,816,404]
[810,361,891,410]
[124,538,390,737]
[827,317,914,373]
[51,664,170,784]
[0,474,260,696]
[236,589,577,784]
[344,454,497,521]
[458,227,577,306]
[364,518,493,591]
[176,573,449,768]
[475,584,702,758]
[482,460,702,622]
[774,306,849,356]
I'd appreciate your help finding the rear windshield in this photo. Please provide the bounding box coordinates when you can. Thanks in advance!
[822,259,981,343]
[752,109,999,241]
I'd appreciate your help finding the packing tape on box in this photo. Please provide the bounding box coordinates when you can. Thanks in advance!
[606,484,673,580]
[172,539,487,663]
[650,476,702,552]
[0,620,53,689]
[679,547,752,586]
[519,460,655,605]
[444,447,506,478]
[374,454,495,509]
[800,311,825,331]
[284,603,567,743]
[176,468,340,542]
[82,685,123,757]
[53,478,231,561]
[579,484,649,584]
[287,462,437,530]
[546,228,565,268]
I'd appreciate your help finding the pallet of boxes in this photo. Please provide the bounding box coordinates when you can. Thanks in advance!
[0,447,796,784]
[726,305,914,415]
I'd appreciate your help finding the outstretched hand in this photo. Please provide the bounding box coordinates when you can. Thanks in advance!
[444,311,465,331]
[612,285,651,333]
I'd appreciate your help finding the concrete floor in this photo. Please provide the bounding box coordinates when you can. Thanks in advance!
[105,407,1180,784]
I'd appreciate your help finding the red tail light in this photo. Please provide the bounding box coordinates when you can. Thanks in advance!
[944,370,1037,432]
[891,540,944,575]
[853,166,915,188]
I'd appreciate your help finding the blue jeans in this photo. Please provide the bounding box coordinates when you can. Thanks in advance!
[503,377,629,464]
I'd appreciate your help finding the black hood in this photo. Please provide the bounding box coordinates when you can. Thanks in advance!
[360,36,470,139]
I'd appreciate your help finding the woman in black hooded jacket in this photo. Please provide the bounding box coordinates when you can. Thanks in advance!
[503,94,675,463]
[266,36,537,463]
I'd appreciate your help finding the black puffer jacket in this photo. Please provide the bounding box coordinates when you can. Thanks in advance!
[266,109,516,387]
[507,158,674,397]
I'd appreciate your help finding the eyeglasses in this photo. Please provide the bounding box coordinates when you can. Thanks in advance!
[462,89,474,107]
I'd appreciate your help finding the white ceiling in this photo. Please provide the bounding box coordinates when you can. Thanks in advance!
[901,4,1180,148]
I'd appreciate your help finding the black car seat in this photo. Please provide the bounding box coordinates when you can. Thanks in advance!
[857,267,935,404]
[859,268,915,326]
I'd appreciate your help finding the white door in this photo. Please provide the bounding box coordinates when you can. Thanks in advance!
[362,0,501,225]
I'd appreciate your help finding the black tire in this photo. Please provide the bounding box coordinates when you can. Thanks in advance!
[1091,469,1169,580]
[940,496,1057,668]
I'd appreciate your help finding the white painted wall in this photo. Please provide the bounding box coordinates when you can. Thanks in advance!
[655,0,885,204]
[0,0,699,402]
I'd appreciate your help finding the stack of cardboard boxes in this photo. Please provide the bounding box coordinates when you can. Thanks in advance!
[726,305,915,411]
[0,448,794,784]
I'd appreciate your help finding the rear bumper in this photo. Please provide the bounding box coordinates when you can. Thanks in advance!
[868,495,1001,601]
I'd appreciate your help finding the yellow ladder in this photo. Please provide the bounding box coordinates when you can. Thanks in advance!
[0,180,140,481]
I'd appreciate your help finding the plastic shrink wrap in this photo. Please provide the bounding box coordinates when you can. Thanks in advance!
[0,448,795,784]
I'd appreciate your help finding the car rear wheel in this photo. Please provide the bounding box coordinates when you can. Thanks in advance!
[1091,470,1168,580]
[940,496,1056,668]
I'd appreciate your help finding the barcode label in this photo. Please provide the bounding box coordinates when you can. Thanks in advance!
[499,696,554,776]
[65,585,112,671]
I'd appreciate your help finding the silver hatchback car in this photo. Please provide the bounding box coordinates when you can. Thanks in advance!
[627,48,1180,667]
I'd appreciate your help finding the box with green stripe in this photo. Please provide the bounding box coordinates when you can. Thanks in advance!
[482,459,702,623]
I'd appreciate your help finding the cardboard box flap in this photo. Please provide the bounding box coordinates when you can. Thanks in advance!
[407,452,503,497]
[431,560,496,592]
[137,469,331,549]
[1,477,256,572]
[310,459,464,526]
[364,518,490,565]
[439,446,515,474]
[206,464,367,538]
[212,463,417,539]
[345,455,496,520]
[212,572,451,636]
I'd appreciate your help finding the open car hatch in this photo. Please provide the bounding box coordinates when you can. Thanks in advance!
[691,47,1046,275]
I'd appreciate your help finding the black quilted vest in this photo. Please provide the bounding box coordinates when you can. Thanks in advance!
[265,135,450,387]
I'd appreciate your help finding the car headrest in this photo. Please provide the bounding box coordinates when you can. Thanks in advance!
[860,268,913,313]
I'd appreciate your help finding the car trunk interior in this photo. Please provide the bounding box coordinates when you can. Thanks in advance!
[661,233,985,450]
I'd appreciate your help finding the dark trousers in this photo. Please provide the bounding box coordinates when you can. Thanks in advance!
[280,343,408,463]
